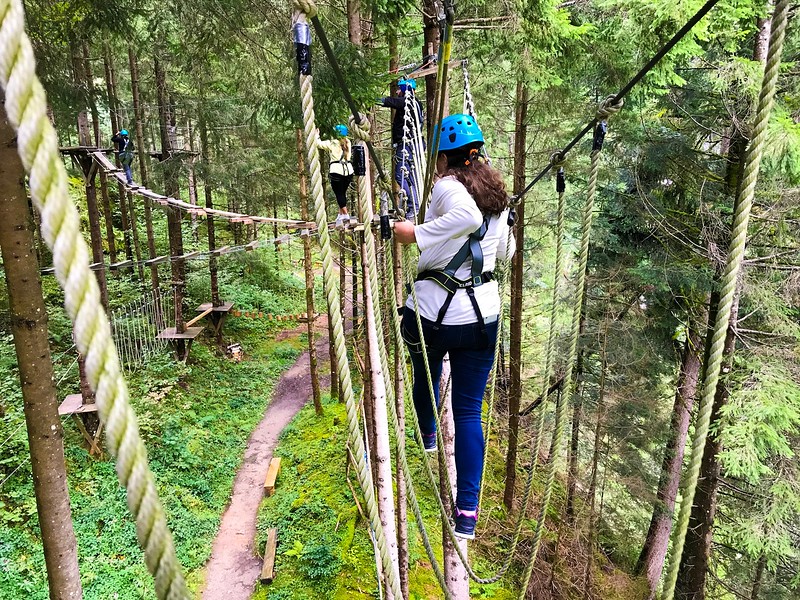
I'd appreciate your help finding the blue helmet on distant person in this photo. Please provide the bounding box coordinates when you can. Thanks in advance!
[120,129,129,136]
[436,113,484,153]
[334,124,349,137]
[398,77,417,92]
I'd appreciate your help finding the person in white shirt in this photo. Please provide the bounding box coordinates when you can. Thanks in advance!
[393,113,514,540]
[316,124,354,226]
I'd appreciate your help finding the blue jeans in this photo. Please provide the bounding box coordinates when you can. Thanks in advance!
[394,145,419,219]
[401,310,497,511]
[123,163,133,184]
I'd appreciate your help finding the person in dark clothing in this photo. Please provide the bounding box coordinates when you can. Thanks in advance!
[377,77,424,219]
[111,129,135,185]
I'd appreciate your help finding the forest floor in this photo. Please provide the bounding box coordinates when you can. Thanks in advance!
[201,318,330,600]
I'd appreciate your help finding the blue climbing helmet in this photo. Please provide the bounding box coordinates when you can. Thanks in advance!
[334,124,349,137]
[436,113,484,153]
[398,77,417,92]
[120,129,129,136]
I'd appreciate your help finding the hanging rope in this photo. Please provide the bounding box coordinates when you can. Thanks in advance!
[462,60,491,164]
[517,97,622,599]
[661,2,790,598]
[291,7,402,599]
[0,2,189,599]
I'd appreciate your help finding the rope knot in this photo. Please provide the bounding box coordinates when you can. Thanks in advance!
[595,95,624,121]
[348,113,371,140]
[294,0,318,18]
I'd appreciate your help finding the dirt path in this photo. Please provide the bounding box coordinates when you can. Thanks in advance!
[201,323,329,600]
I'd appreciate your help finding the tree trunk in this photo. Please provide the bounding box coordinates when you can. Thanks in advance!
[84,171,109,310]
[750,554,766,600]
[129,48,160,297]
[422,0,440,137]
[636,326,702,598]
[439,358,469,599]
[296,129,322,414]
[503,79,528,510]
[0,104,83,599]
[99,48,118,265]
[675,287,742,600]
[155,56,185,332]
[676,14,770,595]
[346,0,362,45]
[392,240,409,600]
[362,239,399,599]
[200,116,221,307]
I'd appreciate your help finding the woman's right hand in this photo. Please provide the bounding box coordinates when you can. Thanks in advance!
[393,221,416,245]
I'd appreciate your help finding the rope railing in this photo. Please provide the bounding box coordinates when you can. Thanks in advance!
[661,2,790,597]
[0,1,189,597]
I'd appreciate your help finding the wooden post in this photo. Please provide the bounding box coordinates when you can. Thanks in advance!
[297,129,322,414]
[0,102,83,598]
[100,47,119,266]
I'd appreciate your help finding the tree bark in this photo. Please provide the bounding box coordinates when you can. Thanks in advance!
[100,47,118,265]
[347,0,362,46]
[422,0,440,137]
[636,326,702,598]
[296,129,322,414]
[0,102,83,599]
[155,56,185,333]
[750,554,766,600]
[503,79,528,510]
[200,116,221,308]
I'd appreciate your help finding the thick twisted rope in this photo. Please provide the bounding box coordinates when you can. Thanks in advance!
[661,2,790,598]
[0,2,188,598]
[518,102,618,598]
[292,9,402,600]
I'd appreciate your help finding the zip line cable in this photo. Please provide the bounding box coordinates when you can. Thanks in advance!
[512,0,721,206]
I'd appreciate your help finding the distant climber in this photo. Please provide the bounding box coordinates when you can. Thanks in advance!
[111,129,135,185]
[377,77,424,219]
[316,124,354,227]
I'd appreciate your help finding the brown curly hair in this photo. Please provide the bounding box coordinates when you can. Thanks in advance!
[441,152,508,216]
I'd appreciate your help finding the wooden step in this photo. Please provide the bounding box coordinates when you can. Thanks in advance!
[259,528,278,584]
[263,457,282,497]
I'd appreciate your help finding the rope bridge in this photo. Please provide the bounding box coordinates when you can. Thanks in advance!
[0,0,789,597]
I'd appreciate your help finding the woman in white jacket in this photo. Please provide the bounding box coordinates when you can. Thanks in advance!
[316,124,354,226]
[394,114,514,540]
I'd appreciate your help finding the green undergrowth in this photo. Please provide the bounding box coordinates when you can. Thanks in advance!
[0,309,301,599]
[253,398,524,600]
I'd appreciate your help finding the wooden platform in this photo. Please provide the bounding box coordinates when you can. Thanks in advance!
[196,301,235,313]
[58,393,98,416]
[156,326,205,340]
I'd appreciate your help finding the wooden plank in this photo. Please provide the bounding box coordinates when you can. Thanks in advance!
[144,255,169,266]
[185,307,213,328]
[196,301,235,313]
[110,259,134,270]
[263,457,282,497]
[90,151,121,172]
[174,250,201,261]
[259,528,278,584]
[209,245,230,256]
[58,394,99,416]
[407,58,461,80]
[156,326,204,340]
[245,240,259,251]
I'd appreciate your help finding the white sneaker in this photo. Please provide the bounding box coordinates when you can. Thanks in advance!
[335,214,349,228]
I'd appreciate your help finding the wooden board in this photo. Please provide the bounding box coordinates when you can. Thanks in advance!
[58,394,99,416]
[196,301,235,313]
[259,528,278,584]
[185,307,213,328]
[90,151,121,172]
[406,58,462,80]
[264,457,282,497]
[156,326,204,341]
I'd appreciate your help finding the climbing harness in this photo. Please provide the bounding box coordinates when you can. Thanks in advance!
[661,2,790,598]
[415,216,494,330]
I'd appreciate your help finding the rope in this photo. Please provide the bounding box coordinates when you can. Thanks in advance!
[462,60,491,164]
[0,2,189,598]
[517,101,619,598]
[291,7,402,600]
[661,2,790,598]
